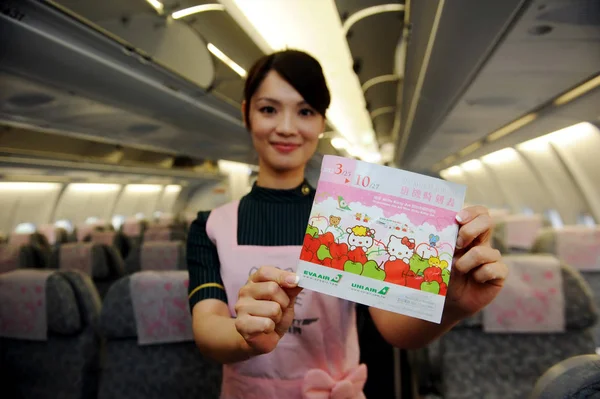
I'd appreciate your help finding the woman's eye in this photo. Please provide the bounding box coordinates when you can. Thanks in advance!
[299,108,315,116]
[259,106,276,114]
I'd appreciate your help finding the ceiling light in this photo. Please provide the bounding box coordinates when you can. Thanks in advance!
[224,0,378,153]
[342,4,405,35]
[207,43,247,78]
[145,0,164,14]
[165,184,182,193]
[481,148,519,165]
[218,160,251,174]
[0,182,60,191]
[361,152,382,163]
[68,183,121,193]
[487,113,537,142]
[519,122,597,152]
[440,166,462,179]
[331,137,348,150]
[171,4,225,19]
[346,146,360,157]
[461,159,483,171]
[553,74,600,106]
[126,184,163,193]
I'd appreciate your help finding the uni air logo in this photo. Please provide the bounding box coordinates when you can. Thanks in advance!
[351,283,390,296]
[304,270,343,284]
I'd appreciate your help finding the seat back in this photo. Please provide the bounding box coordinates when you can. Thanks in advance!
[532,226,600,344]
[144,226,186,242]
[9,233,32,247]
[91,230,132,260]
[98,271,222,399]
[57,243,125,298]
[439,254,597,399]
[530,354,600,399]
[494,214,545,252]
[1,243,49,272]
[132,241,186,273]
[0,269,102,399]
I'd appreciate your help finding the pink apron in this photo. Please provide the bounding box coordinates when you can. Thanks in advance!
[206,201,367,399]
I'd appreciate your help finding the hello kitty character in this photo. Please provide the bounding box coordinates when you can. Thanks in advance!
[387,235,415,263]
[346,225,375,252]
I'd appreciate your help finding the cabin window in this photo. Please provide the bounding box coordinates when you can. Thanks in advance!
[545,209,563,228]
[578,213,596,227]
[522,207,534,215]
[112,215,125,230]
[85,217,99,225]
[14,223,36,234]
[135,213,145,220]
[55,219,74,233]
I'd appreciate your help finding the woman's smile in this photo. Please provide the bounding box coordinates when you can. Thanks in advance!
[270,141,301,154]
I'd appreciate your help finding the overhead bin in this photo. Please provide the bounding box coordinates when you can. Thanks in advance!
[397,0,600,172]
[0,0,252,163]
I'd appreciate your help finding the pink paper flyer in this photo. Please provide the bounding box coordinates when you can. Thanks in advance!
[297,155,467,323]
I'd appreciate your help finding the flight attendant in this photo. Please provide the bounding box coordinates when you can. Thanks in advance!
[187,50,507,399]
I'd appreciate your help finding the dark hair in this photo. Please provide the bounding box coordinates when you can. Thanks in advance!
[243,50,331,128]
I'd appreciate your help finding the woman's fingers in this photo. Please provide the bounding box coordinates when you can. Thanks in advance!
[471,261,509,284]
[234,314,276,338]
[454,245,502,275]
[250,266,299,288]
[456,210,493,249]
[234,299,283,324]
[240,281,291,309]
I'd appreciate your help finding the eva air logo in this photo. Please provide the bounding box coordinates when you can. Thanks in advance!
[351,283,390,296]
[304,270,343,285]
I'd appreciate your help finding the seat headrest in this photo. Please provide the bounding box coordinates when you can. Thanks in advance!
[457,255,597,332]
[122,219,144,237]
[59,243,109,278]
[0,244,21,273]
[100,271,192,345]
[0,269,85,340]
[533,226,600,272]
[495,214,544,250]
[144,227,172,242]
[140,241,185,271]
[91,231,116,246]
[9,233,31,247]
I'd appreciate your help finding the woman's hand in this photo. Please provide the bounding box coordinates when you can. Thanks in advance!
[446,206,508,318]
[234,266,302,355]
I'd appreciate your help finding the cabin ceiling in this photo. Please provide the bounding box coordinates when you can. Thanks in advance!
[1,0,598,173]
[398,0,600,172]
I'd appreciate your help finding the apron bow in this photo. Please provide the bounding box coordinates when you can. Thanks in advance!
[302,364,367,399]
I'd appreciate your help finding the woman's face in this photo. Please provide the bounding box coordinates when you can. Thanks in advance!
[245,70,325,174]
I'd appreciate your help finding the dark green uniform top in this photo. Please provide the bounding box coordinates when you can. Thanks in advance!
[187,180,315,309]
